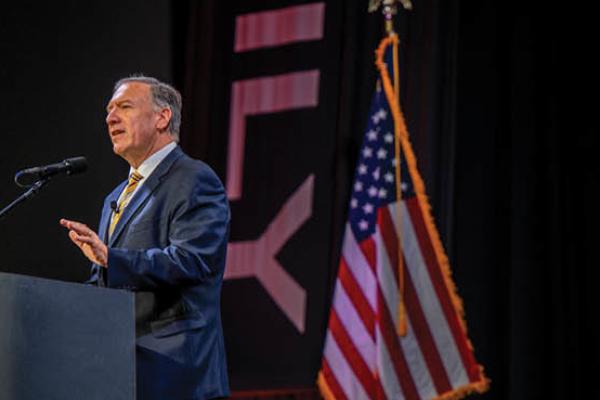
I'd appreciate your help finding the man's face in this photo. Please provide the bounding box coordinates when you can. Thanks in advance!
[105,82,160,165]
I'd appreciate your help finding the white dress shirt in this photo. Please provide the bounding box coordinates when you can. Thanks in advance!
[114,141,177,212]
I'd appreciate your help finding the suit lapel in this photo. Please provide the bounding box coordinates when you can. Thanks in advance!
[108,146,184,246]
[99,183,126,243]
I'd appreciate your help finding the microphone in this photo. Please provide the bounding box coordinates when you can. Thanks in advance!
[15,156,87,183]
[110,200,120,214]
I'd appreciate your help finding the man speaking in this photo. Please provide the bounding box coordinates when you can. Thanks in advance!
[60,76,230,400]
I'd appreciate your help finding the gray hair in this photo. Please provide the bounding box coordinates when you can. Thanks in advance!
[114,75,182,142]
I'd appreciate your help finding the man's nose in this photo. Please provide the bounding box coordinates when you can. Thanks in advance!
[106,109,119,125]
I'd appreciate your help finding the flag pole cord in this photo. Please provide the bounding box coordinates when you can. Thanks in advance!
[391,36,408,337]
[379,1,407,337]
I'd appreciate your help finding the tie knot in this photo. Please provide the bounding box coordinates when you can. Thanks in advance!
[130,170,143,183]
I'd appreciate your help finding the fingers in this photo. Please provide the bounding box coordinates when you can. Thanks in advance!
[64,219,99,249]
[68,230,82,246]
[68,230,95,246]
[73,234,97,245]
[60,219,94,236]
[61,218,107,267]
[60,218,74,228]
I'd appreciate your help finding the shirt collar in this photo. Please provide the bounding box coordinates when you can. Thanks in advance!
[129,141,177,180]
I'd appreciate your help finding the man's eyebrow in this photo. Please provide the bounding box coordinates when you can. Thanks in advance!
[106,100,132,112]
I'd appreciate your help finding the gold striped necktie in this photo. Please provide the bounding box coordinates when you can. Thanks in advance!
[109,170,144,237]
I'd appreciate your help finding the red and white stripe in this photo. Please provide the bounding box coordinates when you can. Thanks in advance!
[320,199,483,399]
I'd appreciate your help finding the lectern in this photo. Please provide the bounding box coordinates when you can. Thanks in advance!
[0,272,135,400]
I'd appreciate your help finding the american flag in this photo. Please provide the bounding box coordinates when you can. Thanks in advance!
[318,35,488,400]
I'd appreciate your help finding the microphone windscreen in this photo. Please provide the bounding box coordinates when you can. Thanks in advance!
[64,157,87,175]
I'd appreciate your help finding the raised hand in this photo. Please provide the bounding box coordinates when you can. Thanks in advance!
[60,219,108,267]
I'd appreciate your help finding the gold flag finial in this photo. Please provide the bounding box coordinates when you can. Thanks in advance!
[368,0,413,34]
[368,0,413,13]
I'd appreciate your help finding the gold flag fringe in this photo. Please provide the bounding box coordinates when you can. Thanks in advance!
[317,371,336,400]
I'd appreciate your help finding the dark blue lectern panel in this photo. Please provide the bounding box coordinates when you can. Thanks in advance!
[0,272,135,400]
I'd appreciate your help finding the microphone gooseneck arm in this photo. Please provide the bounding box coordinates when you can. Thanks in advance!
[0,178,51,221]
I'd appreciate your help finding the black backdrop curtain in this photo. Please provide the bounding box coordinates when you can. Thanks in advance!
[174,0,598,399]
[452,2,598,399]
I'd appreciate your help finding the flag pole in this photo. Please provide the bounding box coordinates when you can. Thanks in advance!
[385,2,407,338]
[370,0,412,336]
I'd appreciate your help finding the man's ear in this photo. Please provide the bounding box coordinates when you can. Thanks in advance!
[156,107,172,132]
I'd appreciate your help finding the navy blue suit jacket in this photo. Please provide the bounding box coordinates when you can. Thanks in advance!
[89,146,230,400]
